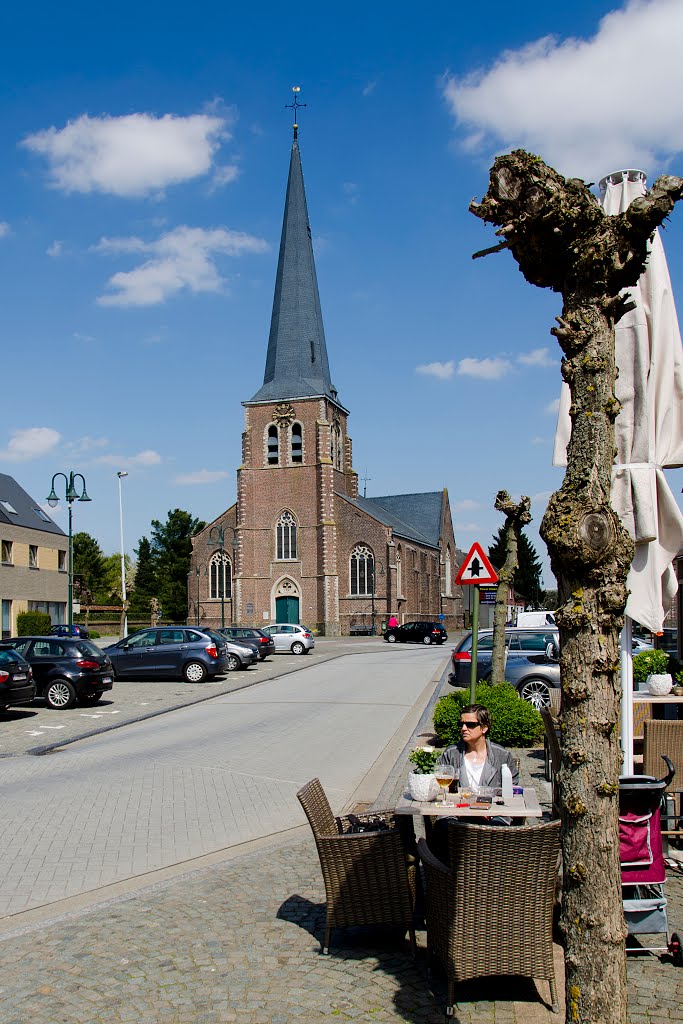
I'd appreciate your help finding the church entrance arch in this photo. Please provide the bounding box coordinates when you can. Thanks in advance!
[273,578,300,624]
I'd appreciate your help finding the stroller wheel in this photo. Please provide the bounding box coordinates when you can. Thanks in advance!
[669,932,683,966]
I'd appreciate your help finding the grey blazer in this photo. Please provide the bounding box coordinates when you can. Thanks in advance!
[437,738,519,789]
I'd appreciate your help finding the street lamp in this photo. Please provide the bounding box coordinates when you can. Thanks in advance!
[46,472,91,634]
[370,560,385,636]
[117,471,128,638]
[194,563,208,627]
[207,525,239,627]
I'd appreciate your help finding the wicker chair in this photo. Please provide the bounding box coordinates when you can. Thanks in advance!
[297,778,416,955]
[643,719,683,837]
[418,820,561,1015]
[540,708,562,820]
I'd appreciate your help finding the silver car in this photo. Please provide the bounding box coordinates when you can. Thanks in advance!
[450,627,561,708]
[262,624,315,655]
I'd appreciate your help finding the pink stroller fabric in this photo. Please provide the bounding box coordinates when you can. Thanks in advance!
[620,805,666,884]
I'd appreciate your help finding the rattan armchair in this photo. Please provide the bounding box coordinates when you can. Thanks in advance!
[297,777,416,955]
[418,820,561,1015]
[643,719,683,838]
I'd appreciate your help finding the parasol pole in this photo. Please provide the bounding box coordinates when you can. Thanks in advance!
[620,616,634,775]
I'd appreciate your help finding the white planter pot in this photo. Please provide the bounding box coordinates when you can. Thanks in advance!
[647,673,673,696]
[408,772,439,802]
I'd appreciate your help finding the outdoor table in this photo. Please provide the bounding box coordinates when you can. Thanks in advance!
[395,786,542,819]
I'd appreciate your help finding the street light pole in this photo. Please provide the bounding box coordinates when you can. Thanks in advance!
[117,471,129,638]
[46,472,91,633]
[370,560,384,636]
[207,525,239,628]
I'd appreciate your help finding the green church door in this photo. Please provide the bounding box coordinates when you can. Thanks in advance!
[276,596,300,624]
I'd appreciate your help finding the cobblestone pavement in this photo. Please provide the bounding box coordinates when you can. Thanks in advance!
[0,636,400,758]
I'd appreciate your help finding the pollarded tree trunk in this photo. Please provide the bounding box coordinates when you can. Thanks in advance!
[471,152,683,1024]
[491,490,531,684]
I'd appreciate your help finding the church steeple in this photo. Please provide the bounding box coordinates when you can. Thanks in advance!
[248,97,339,405]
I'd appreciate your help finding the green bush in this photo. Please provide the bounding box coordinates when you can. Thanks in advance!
[633,649,669,682]
[433,683,543,748]
[16,611,51,636]
[88,630,101,639]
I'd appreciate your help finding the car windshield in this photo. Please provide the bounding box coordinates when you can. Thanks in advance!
[76,641,102,658]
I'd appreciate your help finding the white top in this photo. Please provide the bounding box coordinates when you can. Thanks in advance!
[463,758,485,789]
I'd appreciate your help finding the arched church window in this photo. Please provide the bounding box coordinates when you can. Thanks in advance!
[444,546,452,597]
[267,425,279,465]
[276,510,297,560]
[291,423,303,464]
[350,544,374,596]
[210,553,232,600]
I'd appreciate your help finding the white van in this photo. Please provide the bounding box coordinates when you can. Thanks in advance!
[515,610,556,627]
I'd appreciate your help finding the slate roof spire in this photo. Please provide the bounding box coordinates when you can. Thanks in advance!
[249,97,340,405]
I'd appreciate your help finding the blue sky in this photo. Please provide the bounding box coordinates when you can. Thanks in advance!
[2,0,683,588]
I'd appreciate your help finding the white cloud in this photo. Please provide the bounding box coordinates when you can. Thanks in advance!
[94,225,268,307]
[22,111,229,197]
[416,360,455,380]
[530,436,549,445]
[174,469,229,485]
[0,222,10,238]
[343,181,360,204]
[94,449,162,467]
[457,356,512,380]
[211,164,240,189]
[73,332,96,344]
[545,397,561,415]
[441,0,683,179]
[518,347,555,368]
[454,521,480,533]
[68,435,110,453]
[362,81,377,97]
[454,499,480,511]
[47,240,62,257]
[0,427,61,462]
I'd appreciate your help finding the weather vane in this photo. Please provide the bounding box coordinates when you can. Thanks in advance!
[285,86,306,140]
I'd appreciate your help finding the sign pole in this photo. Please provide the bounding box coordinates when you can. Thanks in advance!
[470,585,480,703]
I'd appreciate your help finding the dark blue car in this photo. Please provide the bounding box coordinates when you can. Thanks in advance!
[50,624,91,639]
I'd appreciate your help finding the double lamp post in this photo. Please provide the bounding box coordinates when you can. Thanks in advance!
[47,471,91,634]
[207,525,239,628]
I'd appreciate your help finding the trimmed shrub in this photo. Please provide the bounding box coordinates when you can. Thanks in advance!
[17,611,51,636]
[433,683,543,748]
[633,649,669,683]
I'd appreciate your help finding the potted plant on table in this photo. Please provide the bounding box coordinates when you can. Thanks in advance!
[407,745,441,801]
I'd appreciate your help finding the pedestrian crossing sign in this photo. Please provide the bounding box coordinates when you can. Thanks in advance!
[455,542,499,585]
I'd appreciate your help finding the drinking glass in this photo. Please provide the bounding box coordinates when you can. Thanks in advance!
[434,764,456,805]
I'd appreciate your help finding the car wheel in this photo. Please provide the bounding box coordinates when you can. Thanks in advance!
[46,679,77,710]
[78,691,104,706]
[422,635,432,645]
[226,653,240,672]
[519,678,551,709]
[183,660,208,684]
[291,641,305,655]
[386,634,397,643]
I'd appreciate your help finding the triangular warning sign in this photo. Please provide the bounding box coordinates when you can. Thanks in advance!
[455,542,499,586]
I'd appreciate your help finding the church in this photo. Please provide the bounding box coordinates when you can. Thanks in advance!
[189,122,462,636]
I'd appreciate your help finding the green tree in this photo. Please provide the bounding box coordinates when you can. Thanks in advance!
[489,527,543,606]
[72,532,107,605]
[150,510,205,622]
[128,536,157,617]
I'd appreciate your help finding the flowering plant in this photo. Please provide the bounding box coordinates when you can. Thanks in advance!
[408,745,441,775]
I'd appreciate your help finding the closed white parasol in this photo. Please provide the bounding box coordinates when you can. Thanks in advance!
[553,169,683,772]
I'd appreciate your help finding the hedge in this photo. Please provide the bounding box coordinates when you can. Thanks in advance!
[433,683,543,748]
[17,611,51,636]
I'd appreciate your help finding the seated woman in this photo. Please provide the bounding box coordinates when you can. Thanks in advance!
[429,704,520,859]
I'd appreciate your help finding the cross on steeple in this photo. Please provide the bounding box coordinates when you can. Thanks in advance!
[285,85,306,140]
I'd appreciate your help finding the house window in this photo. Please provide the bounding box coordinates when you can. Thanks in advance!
[29,545,38,569]
[291,423,303,463]
[210,553,232,599]
[58,550,67,572]
[350,544,374,596]
[1,540,13,564]
[276,511,297,560]
[267,425,279,465]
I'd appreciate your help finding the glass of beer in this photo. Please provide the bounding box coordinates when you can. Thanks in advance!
[434,764,456,805]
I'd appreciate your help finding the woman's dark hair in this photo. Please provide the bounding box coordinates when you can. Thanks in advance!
[461,703,491,734]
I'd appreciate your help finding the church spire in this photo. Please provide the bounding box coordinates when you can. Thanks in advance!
[248,90,339,405]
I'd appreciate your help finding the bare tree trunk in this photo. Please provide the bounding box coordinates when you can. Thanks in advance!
[471,151,683,1023]
[491,490,531,683]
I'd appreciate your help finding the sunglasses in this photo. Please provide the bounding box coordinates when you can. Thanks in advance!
[460,721,481,729]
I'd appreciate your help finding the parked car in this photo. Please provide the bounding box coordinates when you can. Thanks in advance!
[103,626,232,682]
[384,621,448,646]
[218,626,275,660]
[262,624,315,654]
[450,627,560,708]
[196,628,258,670]
[0,636,113,709]
[0,648,36,710]
[50,623,91,639]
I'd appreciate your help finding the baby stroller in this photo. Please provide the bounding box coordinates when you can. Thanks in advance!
[620,755,682,964]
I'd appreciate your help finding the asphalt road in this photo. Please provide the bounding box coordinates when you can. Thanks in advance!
[0,644,448,924]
